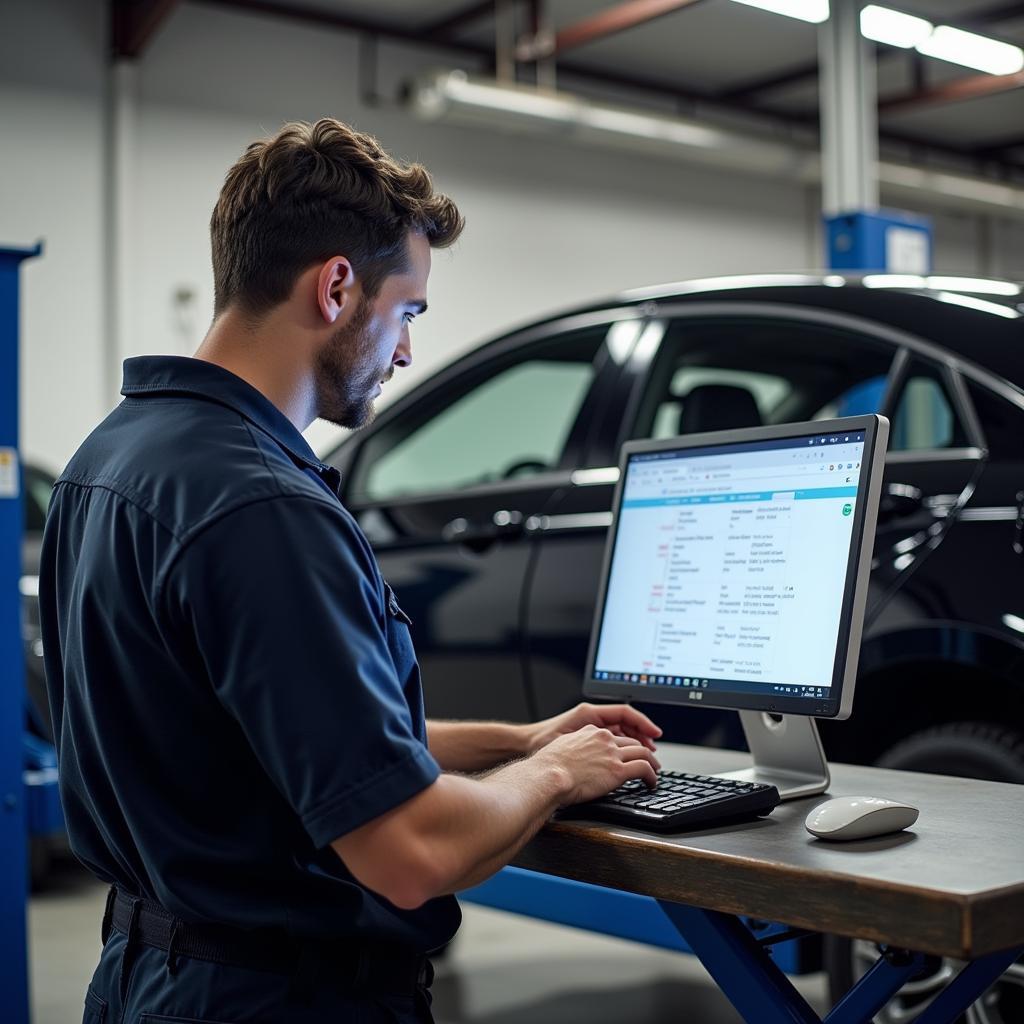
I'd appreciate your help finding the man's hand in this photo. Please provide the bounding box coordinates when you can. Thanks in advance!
[526,702,662,756]
[337,705,662,907]
[532,724,659,806]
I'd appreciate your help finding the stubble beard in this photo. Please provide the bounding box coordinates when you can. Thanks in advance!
[313,297,389,430]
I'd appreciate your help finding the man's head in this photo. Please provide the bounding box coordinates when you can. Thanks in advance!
[210,118,463,428]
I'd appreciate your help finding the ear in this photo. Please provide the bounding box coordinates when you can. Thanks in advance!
[315,256,357,325]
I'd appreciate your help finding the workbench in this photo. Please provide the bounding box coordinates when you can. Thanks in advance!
[466,744,1024,1023]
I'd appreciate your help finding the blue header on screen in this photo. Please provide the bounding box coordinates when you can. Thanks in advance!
[630,431,866,464]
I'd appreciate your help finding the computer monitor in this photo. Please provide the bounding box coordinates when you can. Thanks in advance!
[583,415,889,799]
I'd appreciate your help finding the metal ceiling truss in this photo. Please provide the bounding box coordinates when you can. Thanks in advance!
[711,0,1024,114]
[142,0,1024,177]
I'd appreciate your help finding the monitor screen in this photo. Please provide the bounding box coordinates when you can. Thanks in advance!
[584,416,887,719]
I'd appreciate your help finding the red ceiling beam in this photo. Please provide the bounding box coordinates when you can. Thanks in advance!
[111,0,181,58]
[880,69,1024,115]
[520,0,709,61]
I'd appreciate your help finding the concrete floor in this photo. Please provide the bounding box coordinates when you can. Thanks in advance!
[29,857,829,1023]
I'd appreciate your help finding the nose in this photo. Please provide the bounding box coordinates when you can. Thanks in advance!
[394,330,412,369]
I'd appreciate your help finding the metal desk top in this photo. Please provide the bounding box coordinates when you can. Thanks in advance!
[512,744,1024,959]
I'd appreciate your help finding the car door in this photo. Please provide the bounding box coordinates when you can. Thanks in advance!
[863,352,985,630]
[523,305,914,735]
[336,312,648,722]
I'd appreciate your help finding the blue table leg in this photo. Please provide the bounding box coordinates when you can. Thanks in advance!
[659,902,821,1024]
[823,950,927,1024]
[661,901,1021,1024]
[913,946,1024,1024]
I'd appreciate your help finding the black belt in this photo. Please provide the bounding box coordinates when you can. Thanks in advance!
[103,888,433,996]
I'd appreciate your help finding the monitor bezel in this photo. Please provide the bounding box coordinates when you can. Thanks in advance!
[583,414,889,721]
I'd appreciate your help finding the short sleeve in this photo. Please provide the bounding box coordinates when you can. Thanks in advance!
[161,495,440,848]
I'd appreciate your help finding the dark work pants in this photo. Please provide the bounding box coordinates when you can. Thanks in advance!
[83,930,433,1023]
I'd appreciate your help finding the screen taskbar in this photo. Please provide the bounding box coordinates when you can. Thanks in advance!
[593,671,830,700]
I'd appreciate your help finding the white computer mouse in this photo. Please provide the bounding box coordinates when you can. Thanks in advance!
[805,796,919,842]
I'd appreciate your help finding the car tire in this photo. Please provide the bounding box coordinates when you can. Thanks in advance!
[876,722,1024,783]
[825,722,1024,1023]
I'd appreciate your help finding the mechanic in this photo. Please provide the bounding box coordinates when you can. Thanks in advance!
[39,118,662,1023]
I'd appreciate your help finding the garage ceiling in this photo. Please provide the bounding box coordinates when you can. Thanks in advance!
[122,0,1024,175]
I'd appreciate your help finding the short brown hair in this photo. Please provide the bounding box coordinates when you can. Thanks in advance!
[210,118,464,317]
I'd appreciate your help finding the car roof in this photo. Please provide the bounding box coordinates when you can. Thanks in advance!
[524,273,1024,391]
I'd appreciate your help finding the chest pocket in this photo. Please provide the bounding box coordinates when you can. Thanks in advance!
[382,582,426,735]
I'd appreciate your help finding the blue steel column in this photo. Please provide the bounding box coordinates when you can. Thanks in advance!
[0,242,41,1024]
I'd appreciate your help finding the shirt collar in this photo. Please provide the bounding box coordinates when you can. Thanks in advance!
[120,356,342,493]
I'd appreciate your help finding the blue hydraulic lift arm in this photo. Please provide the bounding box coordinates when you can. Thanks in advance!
[1,241,42,1024]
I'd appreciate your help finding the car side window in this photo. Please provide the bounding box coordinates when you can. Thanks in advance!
[350,327,607,502]
[965,380,1024,458]
[889,360,968,451]
[633,317,897,440]
[23,466,54,534]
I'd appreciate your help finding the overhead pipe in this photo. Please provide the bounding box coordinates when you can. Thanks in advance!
[407,70,1024,218]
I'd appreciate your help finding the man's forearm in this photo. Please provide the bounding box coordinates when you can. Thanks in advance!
[333,749,571,909]
[422,758,571,898]
[426,719,535,773]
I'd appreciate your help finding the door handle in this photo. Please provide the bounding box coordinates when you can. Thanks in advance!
[878,483,923,521]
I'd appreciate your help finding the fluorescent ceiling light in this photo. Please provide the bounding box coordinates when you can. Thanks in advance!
[916,25,1024,76]
[860,5,932,48]
[438,72,577,121]
[408,71,1024,215]
[580,106,724,148]
[729,0,829,24]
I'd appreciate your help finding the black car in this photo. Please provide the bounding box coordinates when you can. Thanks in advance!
[325,272,1024,778]
[324,271,1024,1017]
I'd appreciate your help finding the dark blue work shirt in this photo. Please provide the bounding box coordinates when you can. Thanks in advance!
[39,356,460,950]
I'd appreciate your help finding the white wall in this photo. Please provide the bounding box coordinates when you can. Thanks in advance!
[130,4,814,456]
[0,0,108,475]
[2,0,1021,470]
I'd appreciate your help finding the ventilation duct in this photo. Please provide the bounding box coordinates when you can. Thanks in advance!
[407,71,1024,219]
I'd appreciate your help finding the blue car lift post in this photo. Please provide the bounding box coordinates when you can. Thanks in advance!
[1,242,41,1024]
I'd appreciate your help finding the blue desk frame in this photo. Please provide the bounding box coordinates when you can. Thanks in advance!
[463,868,1023,1024]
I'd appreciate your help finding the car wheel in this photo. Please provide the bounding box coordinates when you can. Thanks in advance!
[877,723,1024,783]
[825,722,1024,1023]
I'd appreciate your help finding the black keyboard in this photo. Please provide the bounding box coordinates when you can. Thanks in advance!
[559,771,781,833]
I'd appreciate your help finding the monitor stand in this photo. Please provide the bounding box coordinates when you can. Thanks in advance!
[718,711,830,801]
